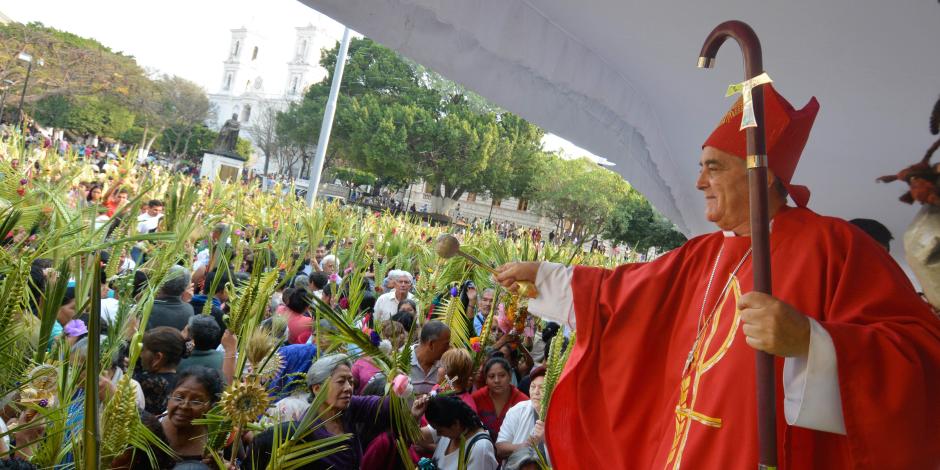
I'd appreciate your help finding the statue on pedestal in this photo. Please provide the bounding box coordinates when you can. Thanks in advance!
[213,113,241,157]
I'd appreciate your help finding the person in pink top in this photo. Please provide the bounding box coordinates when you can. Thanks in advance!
[278,287,313,344]
[353,321,407,394]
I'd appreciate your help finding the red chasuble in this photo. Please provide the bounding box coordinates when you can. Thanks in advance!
[546,207,940,469]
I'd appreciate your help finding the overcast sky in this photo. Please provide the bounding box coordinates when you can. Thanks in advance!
[2,0,600,161]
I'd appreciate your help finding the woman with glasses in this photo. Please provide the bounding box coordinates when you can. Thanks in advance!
[160,366,225,462]
[111,366,225,469]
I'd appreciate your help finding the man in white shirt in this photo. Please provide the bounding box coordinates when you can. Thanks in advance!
[136,199,164,234]
[192,223,230,290]
[129,199,163,264]
[496,367,546,460]
[374,269,417,322]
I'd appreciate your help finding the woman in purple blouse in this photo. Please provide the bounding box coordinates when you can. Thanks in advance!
[245,354,425,469]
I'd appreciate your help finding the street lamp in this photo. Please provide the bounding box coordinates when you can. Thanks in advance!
[15,52,43,130]
[0,79,16,124]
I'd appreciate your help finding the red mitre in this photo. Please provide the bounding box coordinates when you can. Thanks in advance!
[703,83,819,207]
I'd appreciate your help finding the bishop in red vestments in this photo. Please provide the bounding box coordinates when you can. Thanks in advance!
[497,84,940,469]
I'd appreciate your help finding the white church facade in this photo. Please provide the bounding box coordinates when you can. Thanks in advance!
[204,21,557,233]
[207,23,335,171]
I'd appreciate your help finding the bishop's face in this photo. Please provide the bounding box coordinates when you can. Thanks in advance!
[697,147,750,234]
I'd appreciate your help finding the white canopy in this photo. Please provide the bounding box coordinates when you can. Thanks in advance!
[300,0,940,259]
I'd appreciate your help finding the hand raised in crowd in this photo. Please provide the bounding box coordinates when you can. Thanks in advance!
[98,375,117,402]
[10,408,46,459]
[221,329,238,352]
[528,419,545,446]
[494,262,541,292]
[182,282,195,303]
[411,394,430,419]
[738,292,811,357]
[123,316,139,340]
[493,333,517,349]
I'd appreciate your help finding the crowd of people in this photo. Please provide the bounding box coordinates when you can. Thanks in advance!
[5,240,562,470]
[0,132,585,470]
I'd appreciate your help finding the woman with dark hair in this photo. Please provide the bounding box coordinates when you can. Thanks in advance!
[84,183,103,206]
[277,287,313,344]
[134,326,188,414]
[160,366,225,462]
[458,280,478,337]
[472,357,528,440]
[396,299,417,316]
[420,395,498,470]
[111,367,224,470]
[392,298,418,334]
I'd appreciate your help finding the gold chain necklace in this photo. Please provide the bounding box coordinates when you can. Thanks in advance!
[682,244,752,374]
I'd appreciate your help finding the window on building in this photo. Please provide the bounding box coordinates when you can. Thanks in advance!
[299,40,308,60]
[241,104,252,122]
[492,198,502,208]
[224,73,232,91]
[466,192,477,202]
[232,41,240,57]
[252,46,259,60]
[516,198,529,211]
[290,76,299,94]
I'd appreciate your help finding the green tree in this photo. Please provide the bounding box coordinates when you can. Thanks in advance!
[0,22,210,151]
[33,94,135,137]
[603,193,687,252]
[235,138,253,161]
[533,156,631,239]
[277,38,547,213]
[147,75,210,156]
[0,22,154,115]
[159,124,211,159]
[331,167,377,198]
[277,37,438,178]
[484,113,547,203]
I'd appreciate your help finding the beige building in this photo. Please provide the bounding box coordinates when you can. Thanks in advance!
[318,180,556,232]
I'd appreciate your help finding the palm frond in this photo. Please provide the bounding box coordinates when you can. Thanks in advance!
[433,295,472,349]
[540,331,575,418]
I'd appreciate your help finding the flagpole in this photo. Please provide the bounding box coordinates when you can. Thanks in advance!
[306,27,352,207]
[697,20,777,470]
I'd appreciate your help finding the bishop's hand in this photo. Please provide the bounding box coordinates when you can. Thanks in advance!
[738,292,811,357]
[495,262,541,292]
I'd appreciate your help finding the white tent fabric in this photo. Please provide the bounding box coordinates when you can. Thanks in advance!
[300,0,940,259]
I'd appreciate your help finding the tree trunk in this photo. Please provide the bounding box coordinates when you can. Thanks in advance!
[180,129,194,159]
[169,133,181,158]
[139,124,149,149]
[430,196,458,215]
[142,129,161,159]
[323,148,339,173]
[444,184,465,202]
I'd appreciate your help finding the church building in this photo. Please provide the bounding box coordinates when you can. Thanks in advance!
[206,23,335,160]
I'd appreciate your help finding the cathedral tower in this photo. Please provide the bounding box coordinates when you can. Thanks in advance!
[285,24,330,97]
